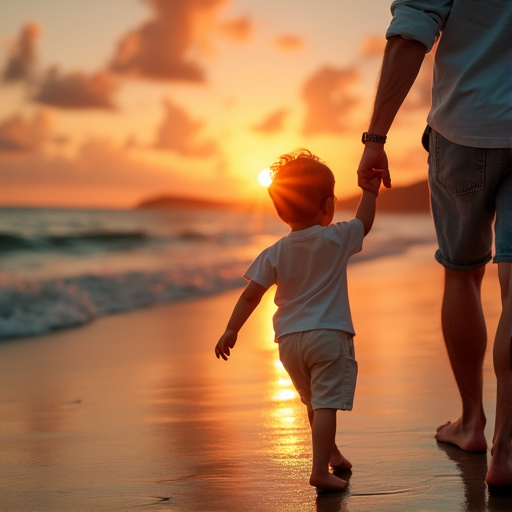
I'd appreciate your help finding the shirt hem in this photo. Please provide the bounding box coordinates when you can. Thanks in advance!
[275,325,356,340]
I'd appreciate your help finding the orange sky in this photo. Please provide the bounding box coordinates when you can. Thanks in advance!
[0,0,433,209]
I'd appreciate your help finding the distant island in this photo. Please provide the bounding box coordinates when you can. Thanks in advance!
[338,179,430,213]
[136,195,239,211]
[136,180,430,213]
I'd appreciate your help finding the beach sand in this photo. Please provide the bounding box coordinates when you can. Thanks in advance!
[1,244,512,512]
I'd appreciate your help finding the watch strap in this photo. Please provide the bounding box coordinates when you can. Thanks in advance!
[362,132,387,144]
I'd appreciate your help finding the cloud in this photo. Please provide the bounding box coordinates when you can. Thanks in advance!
[252,108,288,133]
[274,34,304,52]
[109,0,228,82]
[0,110,52,152]
[301,66,360,135]
[33,68,117,110]
[360,34,386,57]
[153,98,218,157]
[0,137,231,208]
[2,22,117,110]
[220,16,252,43]
[2,22,40,83]
[0,140,164,207]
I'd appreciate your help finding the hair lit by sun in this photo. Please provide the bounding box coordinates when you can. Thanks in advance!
[258,168,273,187]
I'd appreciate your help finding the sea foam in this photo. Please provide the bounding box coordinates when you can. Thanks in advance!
[0,262,248,340]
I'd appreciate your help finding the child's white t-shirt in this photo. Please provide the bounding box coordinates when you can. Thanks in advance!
[244,218,364,339]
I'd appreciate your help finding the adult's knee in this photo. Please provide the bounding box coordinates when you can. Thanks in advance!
[444,266,485,286]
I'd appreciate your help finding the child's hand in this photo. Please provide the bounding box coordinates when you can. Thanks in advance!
[215,330,237,361]
[367,170,383,196]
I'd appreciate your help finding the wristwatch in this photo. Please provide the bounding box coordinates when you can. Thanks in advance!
[362,132,387,144]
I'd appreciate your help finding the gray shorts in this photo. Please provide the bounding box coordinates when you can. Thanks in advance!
[277,329,357,411]
[427,128,512,270]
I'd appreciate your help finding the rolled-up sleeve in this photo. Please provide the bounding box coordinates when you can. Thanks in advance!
[386,0,453,52]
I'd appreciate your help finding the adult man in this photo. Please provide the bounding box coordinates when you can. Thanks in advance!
[357,0,512,489]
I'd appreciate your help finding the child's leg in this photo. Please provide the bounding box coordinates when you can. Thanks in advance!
[307,407,352,470]
[309,408,348,491]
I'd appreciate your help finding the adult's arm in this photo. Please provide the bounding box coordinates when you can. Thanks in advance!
[368,35,427,137]
[358,36,427,190]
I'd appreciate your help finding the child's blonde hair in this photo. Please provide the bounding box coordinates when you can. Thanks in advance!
[268,149,335,223]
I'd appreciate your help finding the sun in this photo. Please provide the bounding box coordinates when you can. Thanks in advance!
[258,168,273,187]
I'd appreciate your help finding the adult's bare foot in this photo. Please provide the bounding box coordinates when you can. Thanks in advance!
[486,445,512,491]
[435,419,487,453]
[329,450,352,471]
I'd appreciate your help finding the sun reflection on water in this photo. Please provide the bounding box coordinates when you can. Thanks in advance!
[275,389,296,401]
[262,354,310,475]
[247,292,310,473]
[272,360,297,402]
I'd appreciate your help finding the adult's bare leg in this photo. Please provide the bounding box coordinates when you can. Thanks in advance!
[486,262,512,488]
[435,266,488,452]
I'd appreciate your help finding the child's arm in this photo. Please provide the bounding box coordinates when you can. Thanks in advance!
[215,280,268,361]
[355,174,381,236]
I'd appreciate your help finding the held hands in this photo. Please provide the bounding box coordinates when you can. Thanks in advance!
[357,143,392,196]
[215,329,237,361]
[366,171,384,196]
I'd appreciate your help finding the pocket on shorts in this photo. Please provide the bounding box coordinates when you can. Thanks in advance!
[433,131,486,195]
[340,337,357,390]
[339,354,358,411]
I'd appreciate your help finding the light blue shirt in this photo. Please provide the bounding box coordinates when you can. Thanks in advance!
[387,0,512,148]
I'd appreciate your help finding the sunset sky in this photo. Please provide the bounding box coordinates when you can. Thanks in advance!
[0,0,433,209]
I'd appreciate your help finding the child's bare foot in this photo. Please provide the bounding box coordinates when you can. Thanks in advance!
[486,444,512,491]
[310,472,348,493]
[435,419,487,453]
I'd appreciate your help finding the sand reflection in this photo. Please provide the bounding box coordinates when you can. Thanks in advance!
[437,442,488,512]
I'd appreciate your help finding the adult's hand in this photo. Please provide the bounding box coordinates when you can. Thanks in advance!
[357,143,392,193]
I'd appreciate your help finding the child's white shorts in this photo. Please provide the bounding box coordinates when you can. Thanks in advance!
[277,329,357,411]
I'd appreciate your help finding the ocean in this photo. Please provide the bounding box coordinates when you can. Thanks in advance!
[0,207,436,340]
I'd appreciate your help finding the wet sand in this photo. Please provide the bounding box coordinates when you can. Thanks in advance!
[1,244,511,511]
